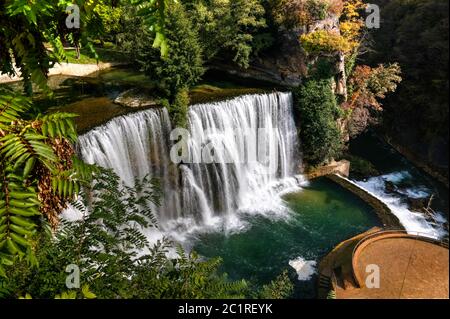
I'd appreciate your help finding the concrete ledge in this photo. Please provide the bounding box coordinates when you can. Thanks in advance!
[305,160,350,180]
[325,174,403,229]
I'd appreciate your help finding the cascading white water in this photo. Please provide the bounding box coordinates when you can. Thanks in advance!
[349,172,448,239]
[74,92,302,234]
[76,108,182,222]
[182,93,301,227]
[67,91,446,241]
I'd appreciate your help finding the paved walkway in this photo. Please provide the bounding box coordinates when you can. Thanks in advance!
[337,233,449,299]
[0,62,116,84]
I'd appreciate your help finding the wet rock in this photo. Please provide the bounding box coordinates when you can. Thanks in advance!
[407,197,428,212]
[384,181,397,193]
[115,88,159,108]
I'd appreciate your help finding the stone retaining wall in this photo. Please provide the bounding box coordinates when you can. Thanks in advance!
[326,174,403,229]
[305,160,350,179]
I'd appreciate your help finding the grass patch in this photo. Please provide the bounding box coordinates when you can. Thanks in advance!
[65,47,129,64]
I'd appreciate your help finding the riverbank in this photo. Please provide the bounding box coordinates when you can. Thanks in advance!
[0,62,123,84]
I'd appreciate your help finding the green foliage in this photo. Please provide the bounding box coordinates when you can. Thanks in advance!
[301,30,352,55]
[0,0,174,95]
[20,284,96,299]
[368,0,448,153]
[138,1,205,99]
[191,0,267,68]
[294,79,343,165]
[344,154,379,179]
[167,88,190,128]
[92,3,123,42]
[0,170,250,299]
[306,0,331,20]
[345,51,358,80]
[0,0,100,95]
[327,289,336,299]
[0,88,94,276]
[131,0,176,57]
[309,57,337,80]
[259,270,294,299]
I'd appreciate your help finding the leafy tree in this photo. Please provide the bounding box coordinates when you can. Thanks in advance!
[367,0,448,174]
[165,88,190,128]
[345,63,402,137]
[347,63,402,111]
[0,0,101,95]
[301,29,353,55]
[339,0,366,52]
[90,1,124,45]
[138,1,204,100]
[190,0,266,68]
[0,0,174,96]
[272,0,344,29]
[130,0,177,57]
[294,79,343,165]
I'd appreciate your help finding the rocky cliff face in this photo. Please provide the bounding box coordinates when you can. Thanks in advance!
[210,28,309,87]
[211,14,347,98]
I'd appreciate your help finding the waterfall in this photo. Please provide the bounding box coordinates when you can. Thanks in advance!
[76,108,182,222]
[182,93,301,226]
[74,92,302,234]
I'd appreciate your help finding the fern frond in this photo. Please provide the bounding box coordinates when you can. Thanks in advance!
[0,91,32,125]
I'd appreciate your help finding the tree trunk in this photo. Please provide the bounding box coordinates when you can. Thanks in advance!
[75,43,81,60]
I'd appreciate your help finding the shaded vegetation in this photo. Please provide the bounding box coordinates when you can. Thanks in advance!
[367,0,449,174]
[344,154,379,179]
[294,79,343,165]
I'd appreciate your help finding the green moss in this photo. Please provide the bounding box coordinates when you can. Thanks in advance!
[189,85,268,105]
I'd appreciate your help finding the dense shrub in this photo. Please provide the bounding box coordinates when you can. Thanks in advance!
[300,30,352,55]
[191,0,266,68]
[169,88,190,128]
[0,170,249,299]
[258,270,294,299]
[294,79,343,165]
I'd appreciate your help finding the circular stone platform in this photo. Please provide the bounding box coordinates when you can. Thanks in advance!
[338,231,449,299]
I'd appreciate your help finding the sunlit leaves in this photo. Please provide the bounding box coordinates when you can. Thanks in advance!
[39,113,78,143]
[0,89,91,275]
[131,0,175,57]
[301,29,353,54]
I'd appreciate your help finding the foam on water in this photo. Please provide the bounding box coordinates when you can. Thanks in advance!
[289,257,317,281]
[66,92,304,244]
[347,172,447,239]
